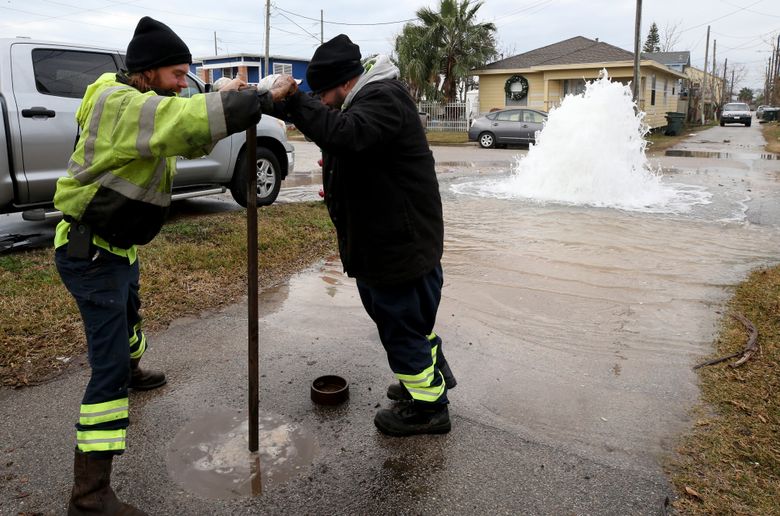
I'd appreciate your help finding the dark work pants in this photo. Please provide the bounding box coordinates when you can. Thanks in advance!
[356,263,448,406]
[55,245,143,455]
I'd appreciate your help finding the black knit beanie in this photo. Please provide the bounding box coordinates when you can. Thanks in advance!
[306,34,364,94]
[125,17,192,73]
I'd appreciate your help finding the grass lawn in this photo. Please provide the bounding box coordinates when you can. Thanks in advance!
[667,266,780,514]
[761,121,780,154]
[0,202,336,387]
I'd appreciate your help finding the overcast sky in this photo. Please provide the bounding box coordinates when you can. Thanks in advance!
[0,0,777,91]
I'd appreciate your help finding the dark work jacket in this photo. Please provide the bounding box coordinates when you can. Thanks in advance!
[279,80,443,286]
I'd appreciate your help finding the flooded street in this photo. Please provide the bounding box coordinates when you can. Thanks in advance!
[440,172,779,466]
[3,125,779,515]
[269,122,780,474]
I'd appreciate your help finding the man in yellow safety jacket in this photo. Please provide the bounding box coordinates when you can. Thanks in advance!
[54,16,294,515]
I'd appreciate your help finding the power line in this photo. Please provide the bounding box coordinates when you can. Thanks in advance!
[680,0,764,33]
[0,2,261,37]
[272,10,320,43]
[719,0,780,18]
[713,28,778,39]
[272,4,414,26]
[493,0,555,24]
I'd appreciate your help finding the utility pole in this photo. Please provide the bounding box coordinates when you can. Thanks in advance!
[632,0,642,104]
[730,69,734,101]
[774,34,780,104]
[700,26,710,124]
[264,0,271,78]
[320,10,324,44]
[722,58,728,105]
[711,39,717,115]
[213,32,218,55]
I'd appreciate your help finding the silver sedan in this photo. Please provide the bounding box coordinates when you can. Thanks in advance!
[468,108,548,148]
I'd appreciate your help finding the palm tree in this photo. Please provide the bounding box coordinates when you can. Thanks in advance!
[395,22,441,101]
[395,0,497,102]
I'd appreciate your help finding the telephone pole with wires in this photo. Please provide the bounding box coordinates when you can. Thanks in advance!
[700,25,710,124]
[632,0,642,103]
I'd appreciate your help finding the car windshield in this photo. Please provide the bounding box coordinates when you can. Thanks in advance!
[724,104,749,111]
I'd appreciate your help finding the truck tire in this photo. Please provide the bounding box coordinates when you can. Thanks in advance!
[230,146,282,208]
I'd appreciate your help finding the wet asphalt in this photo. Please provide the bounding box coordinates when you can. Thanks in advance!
[2,123,777,515]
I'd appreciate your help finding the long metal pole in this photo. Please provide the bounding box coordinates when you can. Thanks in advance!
[246,127,259,452]
[632,0,642,104]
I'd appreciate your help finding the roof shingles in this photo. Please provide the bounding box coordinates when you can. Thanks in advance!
[483,36,635,70]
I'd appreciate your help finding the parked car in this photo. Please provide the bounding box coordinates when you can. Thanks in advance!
[719,102,752,127]
[468,108,548,148]
[0,38,294,221]
[756,105,768,119]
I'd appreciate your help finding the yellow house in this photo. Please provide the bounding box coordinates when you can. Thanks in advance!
[472,36,687,128]
[685,66,726,120]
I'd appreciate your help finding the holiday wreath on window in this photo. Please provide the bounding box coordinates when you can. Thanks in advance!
[505,74,529,101]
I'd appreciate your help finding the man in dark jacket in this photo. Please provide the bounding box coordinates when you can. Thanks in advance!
[275,34,456,436]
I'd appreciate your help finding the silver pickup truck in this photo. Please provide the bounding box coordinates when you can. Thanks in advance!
[0,38,294,221]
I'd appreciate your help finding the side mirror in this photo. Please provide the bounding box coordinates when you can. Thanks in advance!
[204,83,212,93]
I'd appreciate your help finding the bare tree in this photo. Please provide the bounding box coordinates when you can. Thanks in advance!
[661,20,683,52]
[495,40,518,63]
[729,63,749,98]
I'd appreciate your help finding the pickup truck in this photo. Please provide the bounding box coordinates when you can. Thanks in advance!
[0,38,294,221]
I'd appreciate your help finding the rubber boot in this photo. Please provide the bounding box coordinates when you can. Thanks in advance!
[129,358,166,391]
[387,349,456,401]
[374,403,451,437]
[68,449,147,515]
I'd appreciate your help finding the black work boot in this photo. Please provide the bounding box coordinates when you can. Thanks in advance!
[437,351,457,389]
[129,358,166,391]
[68,449,147,515]
[386,382,413,401]
[374,403,451,436]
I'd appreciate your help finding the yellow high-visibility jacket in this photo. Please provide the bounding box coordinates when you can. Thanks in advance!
[54,72,268,256]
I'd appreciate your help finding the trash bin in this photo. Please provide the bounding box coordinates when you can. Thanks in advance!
[664,111,685,136]
[762,107,779,122]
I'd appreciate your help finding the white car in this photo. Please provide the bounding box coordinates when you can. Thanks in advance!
[719,103,752,127]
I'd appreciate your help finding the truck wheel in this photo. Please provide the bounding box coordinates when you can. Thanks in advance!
[230,146,282,208]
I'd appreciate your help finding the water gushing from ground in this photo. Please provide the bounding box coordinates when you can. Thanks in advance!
[453,72,710,213]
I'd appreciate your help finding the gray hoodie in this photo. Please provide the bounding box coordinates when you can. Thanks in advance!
[342,54,399,110]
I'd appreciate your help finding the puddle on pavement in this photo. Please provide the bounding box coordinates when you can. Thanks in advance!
[166,409,317,498]
[436,161,512,168]
[665,149,779,160]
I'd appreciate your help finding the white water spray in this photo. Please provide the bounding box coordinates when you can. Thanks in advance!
[453,71,710,213]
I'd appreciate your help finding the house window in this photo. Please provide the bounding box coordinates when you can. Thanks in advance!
[273,62,292,75]
[650,74,656,106]
[221,67,233,79]
[563,79,586,96]
[663,78,668,102]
